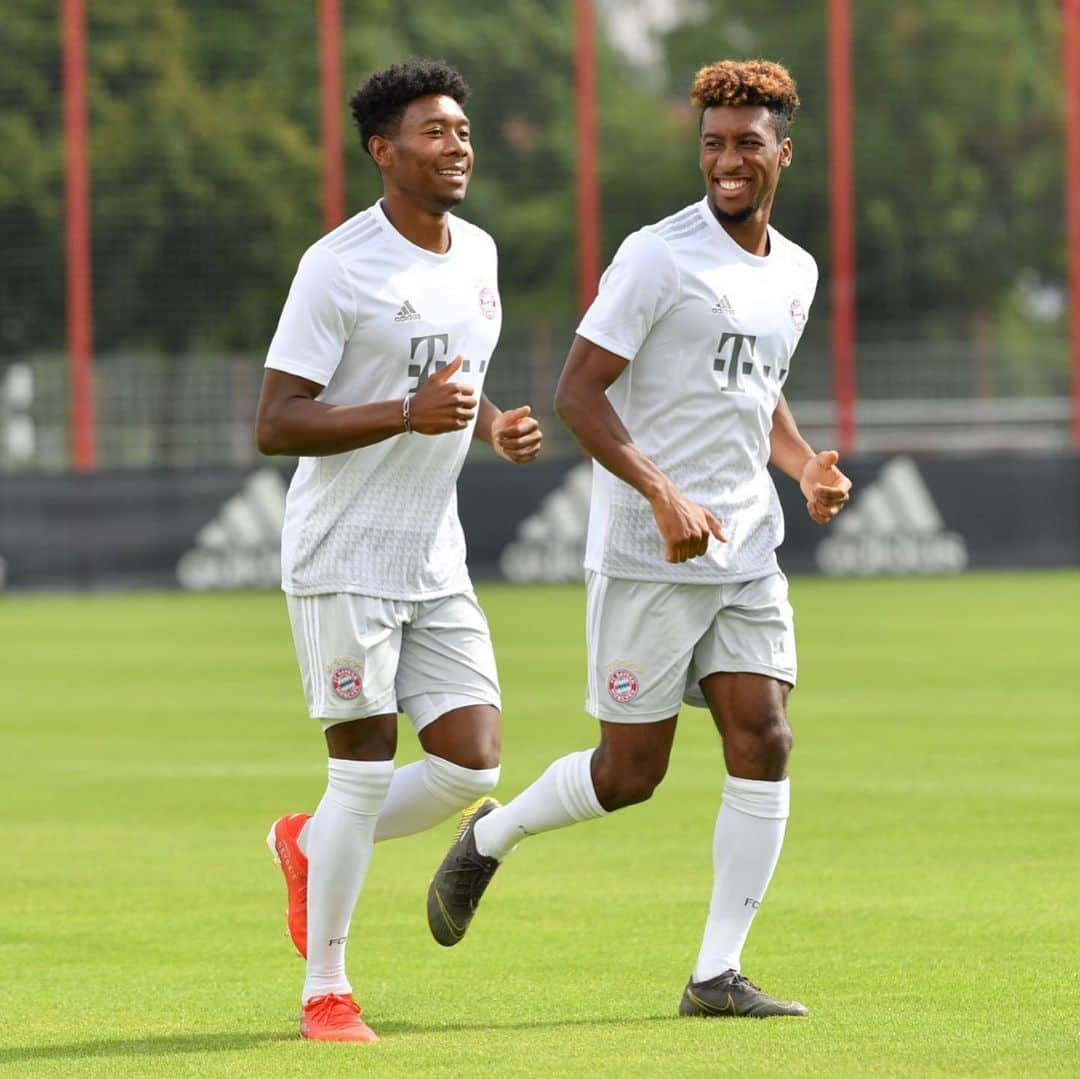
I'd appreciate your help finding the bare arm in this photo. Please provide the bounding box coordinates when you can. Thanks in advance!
[554,336,667,498]
[769,391,852,524]
[769,392,816,482]
[473,394,543,464]
[255,355,477,457]
[554,334,725,562]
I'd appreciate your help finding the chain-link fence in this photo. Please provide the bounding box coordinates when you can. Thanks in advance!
[1,1,1074,471]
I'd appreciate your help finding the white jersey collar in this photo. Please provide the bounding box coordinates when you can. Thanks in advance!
[374,199,456,262]
[696,197,775,266]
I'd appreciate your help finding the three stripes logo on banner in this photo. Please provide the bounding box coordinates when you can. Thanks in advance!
[175,456,969,590]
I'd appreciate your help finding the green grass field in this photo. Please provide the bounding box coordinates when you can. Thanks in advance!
[2,573,1079,1076]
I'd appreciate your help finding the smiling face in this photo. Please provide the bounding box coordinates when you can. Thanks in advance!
[699,104,791,227]
[370,93,474,213]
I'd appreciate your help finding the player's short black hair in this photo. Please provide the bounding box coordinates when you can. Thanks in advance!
[349,58,471,157]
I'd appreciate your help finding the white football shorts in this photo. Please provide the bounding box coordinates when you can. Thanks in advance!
[286,590,501,731]
[584,570,797,723]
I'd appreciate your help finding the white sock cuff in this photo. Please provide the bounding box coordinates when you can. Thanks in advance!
[722,775,790,820]
[554,749,607,822]
[423,755,501,804]
[326,757,394,815]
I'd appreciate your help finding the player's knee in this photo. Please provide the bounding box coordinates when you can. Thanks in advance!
[447,732,500,772]
[421,715,501,771]
[592,755,667,811]
[756,709,793,771]
[728,706,792,777]
[780,721,794,758]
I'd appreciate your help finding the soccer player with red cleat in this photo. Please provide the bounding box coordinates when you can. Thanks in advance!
[257,58,542,1042]
[266,812,310,958]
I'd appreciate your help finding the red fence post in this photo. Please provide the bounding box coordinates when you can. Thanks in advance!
[574,0,600,313]
[319,0,345,231]
[62,0,95,471]
[828,0,856,455]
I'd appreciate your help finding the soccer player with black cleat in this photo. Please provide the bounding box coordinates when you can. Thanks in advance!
[426,797,500,946]
[679,970,808,1018]
[428,59,850,1019]
[257,58,542,1043]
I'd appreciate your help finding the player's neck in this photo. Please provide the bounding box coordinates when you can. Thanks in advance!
[706,195,774,257]
[379,195,452,254]
[718,214,771,257]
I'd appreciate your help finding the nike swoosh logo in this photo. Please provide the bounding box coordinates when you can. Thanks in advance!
[687,988,736,1016]
[432,888,465,937]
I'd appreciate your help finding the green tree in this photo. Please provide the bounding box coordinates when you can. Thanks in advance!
[0,1,322,359]
[0,4,66,357]
[2,0,1068,399]
[659,0,1064,328]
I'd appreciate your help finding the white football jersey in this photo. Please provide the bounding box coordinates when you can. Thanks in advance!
[265,200,501,599]
[577,198,818,584]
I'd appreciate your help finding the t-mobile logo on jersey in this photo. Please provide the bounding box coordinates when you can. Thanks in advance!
[409,334,486,388]
[713,333,788,392]
[409,334,450,388]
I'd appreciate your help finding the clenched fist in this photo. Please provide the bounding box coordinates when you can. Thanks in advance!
[409,355,477,435]
[491,405,543,464]
[799,450,852,525]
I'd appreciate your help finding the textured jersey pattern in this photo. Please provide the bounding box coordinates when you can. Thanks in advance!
[267,201,500,598]
[578,199,817,584]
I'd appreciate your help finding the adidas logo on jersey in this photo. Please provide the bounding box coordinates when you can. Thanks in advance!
[176,468,286,590]
[712,295,736,316]
[394,300,422,322]
[816,456,968,576]
[499,462,591,582]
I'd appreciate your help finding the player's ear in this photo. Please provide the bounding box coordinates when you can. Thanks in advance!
[779,138,793,168]
[368,135,393,169]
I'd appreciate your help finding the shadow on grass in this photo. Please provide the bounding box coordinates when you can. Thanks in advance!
[375,1013,675,1036]
[0,1031,293,1064]
[0,1016,676,1061]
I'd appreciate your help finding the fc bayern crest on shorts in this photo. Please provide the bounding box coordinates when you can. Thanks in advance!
[790,298,807,331]
[607,668,639,703]
[328,660,363,701]
[478,287,498,320]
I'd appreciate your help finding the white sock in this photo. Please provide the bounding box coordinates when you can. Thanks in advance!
[297,757,500,851]
[374,755,500,842]
[302,758,393,1003]
[473,749,607,860]
[692,775,790,982]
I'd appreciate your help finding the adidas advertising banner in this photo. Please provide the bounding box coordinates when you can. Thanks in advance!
[497,453,1080,580]
[0,454,1077,590]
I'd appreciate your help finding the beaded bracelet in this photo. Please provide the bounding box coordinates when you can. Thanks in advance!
[402,394,413,433]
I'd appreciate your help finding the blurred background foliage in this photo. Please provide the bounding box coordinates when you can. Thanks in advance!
[0,0,1068,390]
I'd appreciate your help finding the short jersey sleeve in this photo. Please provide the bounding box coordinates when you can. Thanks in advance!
[265,245,357,387]
[575,231,680,362]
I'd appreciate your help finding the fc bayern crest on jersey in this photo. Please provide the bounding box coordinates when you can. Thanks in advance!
[478,287,498,320]
[608,668,639,703]
[328,660,363,701]
[790,298,807,332]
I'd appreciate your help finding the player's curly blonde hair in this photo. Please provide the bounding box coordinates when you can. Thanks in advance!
[691,59,800,138]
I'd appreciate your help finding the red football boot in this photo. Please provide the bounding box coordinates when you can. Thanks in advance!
[266,812,310,958]
[300,993,379,1042]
